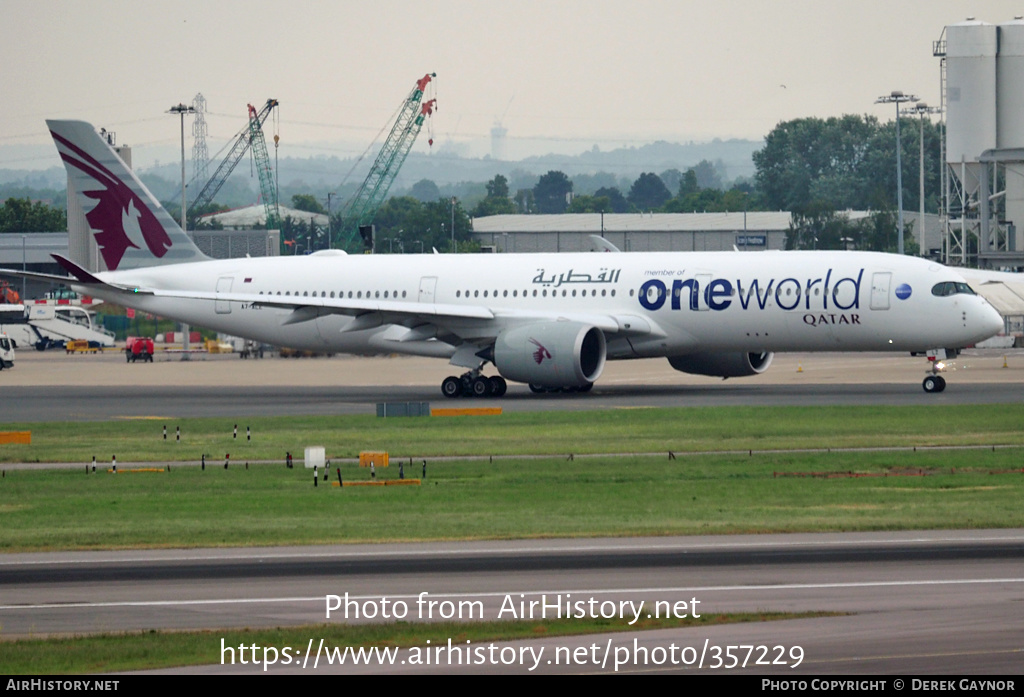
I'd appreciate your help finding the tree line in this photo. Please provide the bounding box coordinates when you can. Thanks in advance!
[0,197,66,233]
[359,114,941,254]
[5,113,942,256]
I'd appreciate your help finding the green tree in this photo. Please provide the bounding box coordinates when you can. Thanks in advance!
[514,189,535,214]
[291,194,325,214]
[677,170,699,197]
[594,186,629,213]
[567,194,612,213]
[409,179,441,203]
[753,114,941,215]
[486,174,510,199]
[533,171,573,214]
[188,202,229,230]
[754,115,879,211]
[786,203,863,250]
[627,173,672,211]
[472,175,517,217]
[691,160,724,190]
[658,168,685,195]
[857,207,919,255]
[369,196,472,253]
[0,197,66,232]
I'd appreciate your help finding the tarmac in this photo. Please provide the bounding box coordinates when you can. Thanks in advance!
[3,344,1023,388]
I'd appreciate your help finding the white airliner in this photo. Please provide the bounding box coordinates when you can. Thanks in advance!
[0,120,1004,395]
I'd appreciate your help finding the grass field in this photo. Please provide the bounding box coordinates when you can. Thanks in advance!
[2,405,1023,551]
[2,447,1022,551]
[2,404,1024,464]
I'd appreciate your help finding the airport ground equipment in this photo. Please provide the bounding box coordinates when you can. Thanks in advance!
[125,336,155,363]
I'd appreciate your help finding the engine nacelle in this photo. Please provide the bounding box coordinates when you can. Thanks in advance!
[668,351,774,378]
[494,322,606,388]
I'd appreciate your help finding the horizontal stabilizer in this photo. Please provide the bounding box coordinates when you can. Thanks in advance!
[51,255,106,284]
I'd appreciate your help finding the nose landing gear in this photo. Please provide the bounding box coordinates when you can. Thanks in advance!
[922,348,951,393]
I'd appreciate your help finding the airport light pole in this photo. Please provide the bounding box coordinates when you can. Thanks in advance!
[901,102,942,257]
[168,104,196,230]
[451,196,456,253]
[326,193,334,250]
[875,91,917,254]
[168,103,196,356]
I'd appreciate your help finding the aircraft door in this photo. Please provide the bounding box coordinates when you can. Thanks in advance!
[870,272,891,311]
[216,276,233,314]
[418,276,437,303]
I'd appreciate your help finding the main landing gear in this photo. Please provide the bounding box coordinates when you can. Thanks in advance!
[441,370,507,398]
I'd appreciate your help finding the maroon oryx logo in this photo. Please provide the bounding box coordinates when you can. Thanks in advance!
[529,338,552,365]
[51,129,172,270]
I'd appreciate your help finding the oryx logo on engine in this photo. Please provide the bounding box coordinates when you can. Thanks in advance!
[529,338,552,365]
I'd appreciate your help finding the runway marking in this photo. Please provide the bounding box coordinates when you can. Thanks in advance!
[3,532,1023,567]
[4,577,1023,611]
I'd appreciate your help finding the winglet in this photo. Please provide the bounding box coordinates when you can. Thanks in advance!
[589,235,621,253]
[51,254,106,284]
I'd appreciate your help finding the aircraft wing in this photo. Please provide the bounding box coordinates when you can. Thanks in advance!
[144,286,657,338]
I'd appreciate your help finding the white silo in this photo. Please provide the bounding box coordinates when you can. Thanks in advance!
[998,18,1024,251]
[945,20,997,183]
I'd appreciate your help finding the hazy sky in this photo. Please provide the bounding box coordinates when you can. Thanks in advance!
[2,0,1020,169]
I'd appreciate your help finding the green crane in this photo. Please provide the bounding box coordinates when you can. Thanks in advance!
[335,73,436,252]
[187,99,279,224]
[246,102,279,230]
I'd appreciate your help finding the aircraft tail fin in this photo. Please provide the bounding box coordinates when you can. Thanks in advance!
[47,120,210,272]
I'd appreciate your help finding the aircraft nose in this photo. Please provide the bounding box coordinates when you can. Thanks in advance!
[982,303,1004,338]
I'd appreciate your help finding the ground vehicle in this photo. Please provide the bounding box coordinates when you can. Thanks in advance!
[125,336,154,363]
[0,333,14,369]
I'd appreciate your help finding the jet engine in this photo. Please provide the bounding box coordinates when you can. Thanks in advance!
[494,322,606,388]
[667,351,774,378]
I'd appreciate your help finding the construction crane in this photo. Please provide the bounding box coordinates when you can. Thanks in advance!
[187,99,279,224]
[335,73,436,251]
[246,103,279,230]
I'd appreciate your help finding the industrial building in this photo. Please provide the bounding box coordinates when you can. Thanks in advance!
[470,212,943,254]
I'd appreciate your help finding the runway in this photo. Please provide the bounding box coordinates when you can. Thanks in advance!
[1,348,1023,421]
[1,531,1022,674]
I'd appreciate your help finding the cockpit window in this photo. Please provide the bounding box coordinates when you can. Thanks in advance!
[931,281,976,297]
